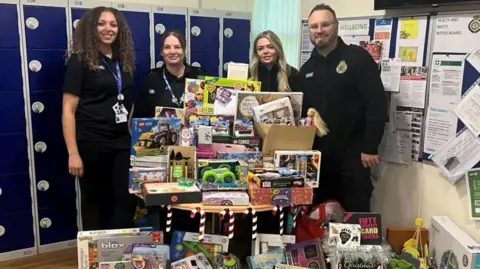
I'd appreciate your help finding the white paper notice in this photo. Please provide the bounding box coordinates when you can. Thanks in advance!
[466,41,480,73]
[395,17,428,67]
[433,14,480,53]
[428,54,465,106]
[374,19,393,60]
[300,20,314,66]
[423,106,459,156]
[397,66,428,109]
[430,128,480,184]
[380,58,402,92]
[378,126,413,165]
[453,83,480,137]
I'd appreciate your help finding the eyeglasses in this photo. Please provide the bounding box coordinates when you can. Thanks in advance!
[309,21,337,31]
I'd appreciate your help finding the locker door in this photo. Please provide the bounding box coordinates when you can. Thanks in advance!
[114,2,151,86]
[188,9,221,77]
[69,0,112,31]
[152,5,187,67]
[221,11,251,77]
[21,0,78,252]
[0,0,36,261]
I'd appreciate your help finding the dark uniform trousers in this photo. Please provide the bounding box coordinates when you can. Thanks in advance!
[314,155,374,212]
[78,141,137,230]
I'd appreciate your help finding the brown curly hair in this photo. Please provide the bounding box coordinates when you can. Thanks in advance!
[69,6,135,74]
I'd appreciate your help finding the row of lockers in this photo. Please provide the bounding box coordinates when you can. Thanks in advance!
[0,0,251,261]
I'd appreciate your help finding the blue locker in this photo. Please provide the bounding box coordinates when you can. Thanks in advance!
[221,11,251,77]
[152,6,187,67]
[0,1,35,257]
[188,9,221,76]
[69,0,112,30]
[114,3,151,86]
[22,0,78,247]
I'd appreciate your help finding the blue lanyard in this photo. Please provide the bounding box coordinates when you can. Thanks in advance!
[102,58,124,104]
[163,68,184,108]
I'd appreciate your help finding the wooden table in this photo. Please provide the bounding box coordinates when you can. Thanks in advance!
[171,203,278,213]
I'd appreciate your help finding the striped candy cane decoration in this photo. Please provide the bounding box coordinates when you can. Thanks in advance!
[272,206,278,216]
[227,209,235,239]
[279,206,284,235]
[198,208,206,241]
[251,208,257,240]
[219,209,227,220]
[190,208,198,219]
[166,205,172,232]
[292,206,298,229]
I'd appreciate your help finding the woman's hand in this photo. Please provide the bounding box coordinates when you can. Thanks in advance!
[68,153,84,177]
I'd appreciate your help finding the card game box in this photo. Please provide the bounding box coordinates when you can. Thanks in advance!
[328,223,362,247]
[130,118,181,167]
[170,231,229,263]
[343,212,382,245]
[285,238,326,269]
[274,150,321,188]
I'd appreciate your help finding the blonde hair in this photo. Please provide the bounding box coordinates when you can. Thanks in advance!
[307,108,328,137]
[250,30,291,92]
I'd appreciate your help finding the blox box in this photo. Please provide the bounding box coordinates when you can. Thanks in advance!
[429,216,480,269]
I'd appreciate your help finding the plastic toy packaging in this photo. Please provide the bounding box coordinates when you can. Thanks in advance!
[252,97,295,126]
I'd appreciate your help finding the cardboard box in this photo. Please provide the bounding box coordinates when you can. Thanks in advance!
[254,123,316,157]
[386,228,429,254]
[429,216,480,269]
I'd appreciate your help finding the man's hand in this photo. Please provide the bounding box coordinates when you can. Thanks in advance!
[361,153,379,168]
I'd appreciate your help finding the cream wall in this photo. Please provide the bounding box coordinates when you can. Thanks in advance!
[302,0,480,240]
[113,0,253,12]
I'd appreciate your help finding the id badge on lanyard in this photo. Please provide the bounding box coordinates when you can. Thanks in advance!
[163,69,184,108]
[103,58,128,123]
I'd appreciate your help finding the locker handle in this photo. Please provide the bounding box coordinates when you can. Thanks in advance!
[39,218,52,229]
[0,226,4,236]
[35,142,47,153]
[32,101,45,113]
[37,180,50,192]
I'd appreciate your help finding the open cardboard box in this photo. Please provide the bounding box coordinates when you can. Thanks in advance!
[254,122,316,157]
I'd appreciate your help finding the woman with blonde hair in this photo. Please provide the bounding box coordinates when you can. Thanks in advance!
[250,30,298,92]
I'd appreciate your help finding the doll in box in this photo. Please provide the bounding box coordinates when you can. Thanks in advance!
[300,108,328,137]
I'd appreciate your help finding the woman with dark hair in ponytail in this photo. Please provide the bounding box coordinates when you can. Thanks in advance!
[132,30,207,117]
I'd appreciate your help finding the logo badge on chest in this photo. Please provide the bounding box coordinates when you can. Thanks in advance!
[336,60,348,74]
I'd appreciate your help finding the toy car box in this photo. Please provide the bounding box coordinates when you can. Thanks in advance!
[274,150,321,188]
[170,231,229,263]
[142,182,202,206]
[128,167,168,194]
[197,159,249,190]
[429,216,480,269]
[216,151,263,169]
[77,228,162,269]
[131,118,181,167]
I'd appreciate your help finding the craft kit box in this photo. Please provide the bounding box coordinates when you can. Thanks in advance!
[170,231,229,263]
[77,228,163,269]
[285,238,326,269]
[197,159,249,190]
[248,182,313,206]
[171,253,214,269]
[130,118,181,167]
[274,150,321,188]
[429,216,480,269]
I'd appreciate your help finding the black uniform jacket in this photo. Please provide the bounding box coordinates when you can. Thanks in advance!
[297,38,387,157]
[133,65,206,118]
[257,63,299,92]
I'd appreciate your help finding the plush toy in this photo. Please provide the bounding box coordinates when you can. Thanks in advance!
[306,108,328,137]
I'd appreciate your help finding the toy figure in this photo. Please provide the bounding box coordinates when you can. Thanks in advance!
[132,255,156,269]
[307,108,328,137]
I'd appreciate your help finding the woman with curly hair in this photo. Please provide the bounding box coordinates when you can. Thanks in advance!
[62,6,137,230]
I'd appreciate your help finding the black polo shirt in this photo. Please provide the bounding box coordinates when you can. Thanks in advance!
[257,63,299,92]
[297,37,387,157]
[133,65,206,118]
[62,53,135,148]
